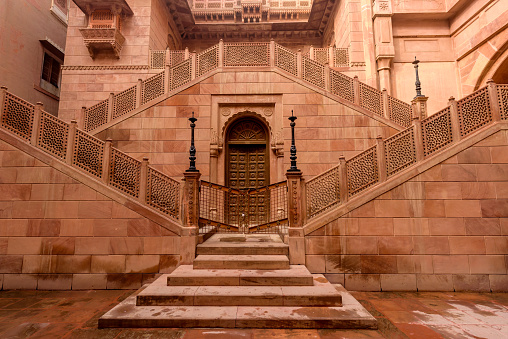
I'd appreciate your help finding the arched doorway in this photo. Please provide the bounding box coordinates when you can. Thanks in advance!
[225,118,269,190]
[225,118,270,227]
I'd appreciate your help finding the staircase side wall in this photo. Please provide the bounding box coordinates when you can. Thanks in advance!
[305,129,508,292]
[96,71,398,182]
[0,139,180,291]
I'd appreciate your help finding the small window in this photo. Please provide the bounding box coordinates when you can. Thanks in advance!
[41,53,61,88]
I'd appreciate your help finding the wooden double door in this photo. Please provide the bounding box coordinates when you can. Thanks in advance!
[226,119,269,229]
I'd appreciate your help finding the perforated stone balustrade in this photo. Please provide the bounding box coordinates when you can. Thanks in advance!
[305,80,508,221]
[83,41,411,132]
[0,87,181,222]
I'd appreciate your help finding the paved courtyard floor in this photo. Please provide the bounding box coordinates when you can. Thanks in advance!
[0,289,506,338]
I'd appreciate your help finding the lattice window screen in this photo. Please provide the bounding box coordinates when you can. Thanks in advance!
[224,43,269,67]
[109,149,141,198]
[1,92,35,140]
[384,128,416,177]
[346,146,378,197]
[170,59,192,91]
[359,83,384,116]
[113,86,136,119]
[334,48,349,67]
[422,107,453,157]
[84,100,108,132]
[388,96,412,127]
[150,50,166,69]
[197,45,219,77]
[302,56,325,88]
[275,44,298,77]
[498,85,508,120]
[457,87,492,137]
[72,130,104,178]
[306,165,340,219]
[141,72,165,105]
[37,111,69,159]
[147,168,180,219]
[330,70,354,102]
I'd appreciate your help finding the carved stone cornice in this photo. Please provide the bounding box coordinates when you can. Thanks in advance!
[61,65,149,71]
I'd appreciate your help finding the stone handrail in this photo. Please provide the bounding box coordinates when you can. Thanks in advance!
[82,40,412,132]
[305,81,508,221]
[0,87,181,222]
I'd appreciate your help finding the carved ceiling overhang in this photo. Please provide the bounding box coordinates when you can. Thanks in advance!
[164,0,337,42]
[72,0,134,15]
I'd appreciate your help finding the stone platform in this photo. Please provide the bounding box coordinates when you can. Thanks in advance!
[98,234,377,329]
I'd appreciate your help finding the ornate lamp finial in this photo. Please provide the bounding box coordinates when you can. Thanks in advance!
[187,112,198,172]
[288,110,299,172]
[412,56,424,98]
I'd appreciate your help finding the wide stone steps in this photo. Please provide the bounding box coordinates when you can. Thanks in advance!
[99,285,377,329]
[167,264,313,286]
[193,254,290,270]
[99,234,377,329]
[137,274,341,307]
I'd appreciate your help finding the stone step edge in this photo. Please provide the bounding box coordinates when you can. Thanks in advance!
[167,265,313,286]
[193,254,290,270]
[99,286,377,329]
[138,274,342,307]
[196,247,289,255]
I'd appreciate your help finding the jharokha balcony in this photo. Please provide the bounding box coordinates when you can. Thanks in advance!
[79,27,125,59]
[74,0,133,59]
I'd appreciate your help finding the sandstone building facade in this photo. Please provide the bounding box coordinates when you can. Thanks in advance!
[0,0,507,292]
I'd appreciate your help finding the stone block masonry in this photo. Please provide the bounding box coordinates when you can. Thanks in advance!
[0,138,180,290]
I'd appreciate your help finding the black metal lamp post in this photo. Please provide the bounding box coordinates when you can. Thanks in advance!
[187,111,198,172]
[288,110,299,172]
[412,56,424,98]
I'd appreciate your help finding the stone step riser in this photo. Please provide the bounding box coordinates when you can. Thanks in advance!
[196,247,289,256]
[193,260,290,270]
[167,276,314,286]
[136,294,342,307]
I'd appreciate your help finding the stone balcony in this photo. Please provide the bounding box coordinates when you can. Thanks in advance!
[79,27,125,59]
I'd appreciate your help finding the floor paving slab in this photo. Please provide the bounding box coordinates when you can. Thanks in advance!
[1,289,508,337]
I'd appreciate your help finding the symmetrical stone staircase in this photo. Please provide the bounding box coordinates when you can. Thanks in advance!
[99,234,377,329]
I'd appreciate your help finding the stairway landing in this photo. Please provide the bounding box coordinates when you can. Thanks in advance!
[99,234,377,329]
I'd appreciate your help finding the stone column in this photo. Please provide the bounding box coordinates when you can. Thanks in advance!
[372,0,395,94]
[377,58,392,94]
[286,171,305,265]
[181,171,201,264]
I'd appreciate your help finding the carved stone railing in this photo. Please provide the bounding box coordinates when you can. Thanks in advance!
[305,80,505,220]
[82,40,413,132]
[304,46,349,67]
[150,50,167,69]
[0,87,181,222]
[305,165,340,219]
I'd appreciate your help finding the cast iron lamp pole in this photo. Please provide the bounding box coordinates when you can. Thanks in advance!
[187,111,198,172]
[412,56,424,98]
[288,110,299,172]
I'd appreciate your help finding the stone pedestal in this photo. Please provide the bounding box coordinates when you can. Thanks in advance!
[181,171,201,264]
[286,171,305,264]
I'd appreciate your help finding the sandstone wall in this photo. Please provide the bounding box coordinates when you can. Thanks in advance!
[304,129,508,292]
[59,0,177,122]
[96,70,398,182]
[0,139,180,290]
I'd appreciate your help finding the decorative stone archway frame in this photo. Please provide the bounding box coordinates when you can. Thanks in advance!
[210,94,284,185]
